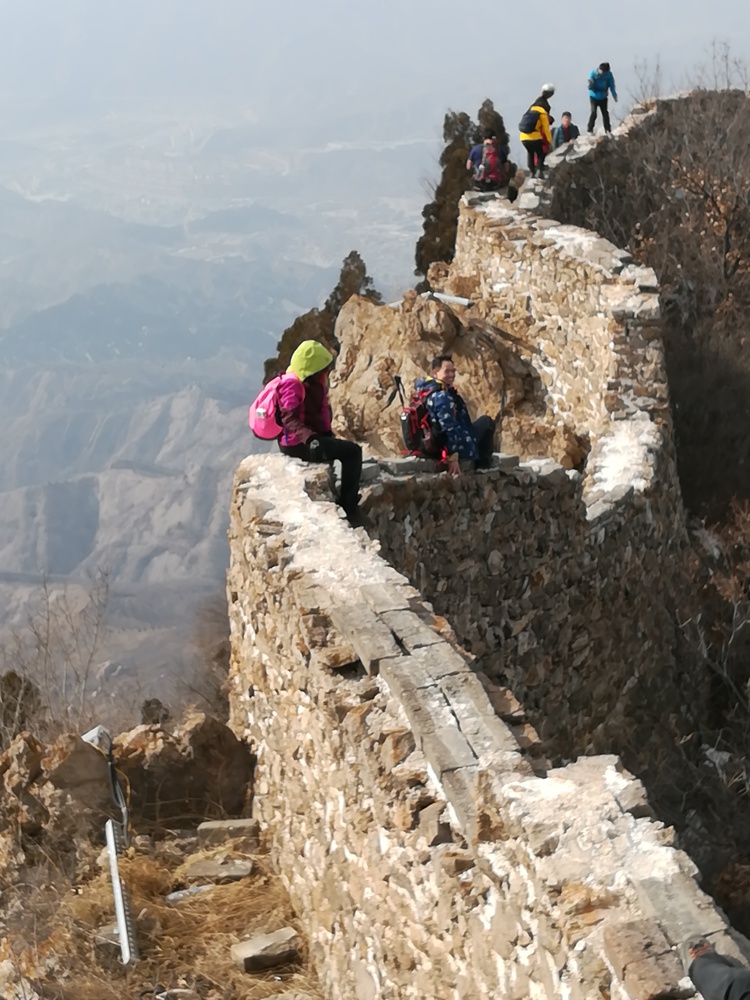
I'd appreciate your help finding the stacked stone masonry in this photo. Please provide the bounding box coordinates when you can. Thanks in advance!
[436,195,677,496]
[228,457,749,999]
[227,109,749,997]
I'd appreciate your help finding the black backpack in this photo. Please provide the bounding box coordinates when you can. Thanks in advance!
[389,375,444,458]
[518,108,540,133]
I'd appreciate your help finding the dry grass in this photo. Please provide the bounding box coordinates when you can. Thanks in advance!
[11,842,322,1000]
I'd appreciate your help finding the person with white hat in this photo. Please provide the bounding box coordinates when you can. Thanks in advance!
[518,84,555,179]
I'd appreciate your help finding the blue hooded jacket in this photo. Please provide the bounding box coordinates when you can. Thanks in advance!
[415,376,479,461]
[588,68,617,101]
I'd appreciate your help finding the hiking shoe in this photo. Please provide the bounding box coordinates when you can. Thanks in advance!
[680,935,716,974]
[343,505,370,529]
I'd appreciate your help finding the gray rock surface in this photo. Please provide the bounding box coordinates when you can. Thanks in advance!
[230,927,301,971]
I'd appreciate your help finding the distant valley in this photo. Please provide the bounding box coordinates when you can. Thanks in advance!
[0,107,429,718]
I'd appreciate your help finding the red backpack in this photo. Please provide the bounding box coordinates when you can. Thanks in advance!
[390,375,444,458]
[480,143,503,182]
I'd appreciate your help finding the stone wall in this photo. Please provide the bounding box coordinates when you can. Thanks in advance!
[224,100,749,996]
[433,195,675,491]
[365,452,690,764]
[333,182,677,493]
[227,455,749,1000]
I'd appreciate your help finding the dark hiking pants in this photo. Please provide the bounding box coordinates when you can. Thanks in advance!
[521,138,546,177]
[472,415,496,467]
[691,953,750,1000]
[281,435,363,512]
[588,97,611,133]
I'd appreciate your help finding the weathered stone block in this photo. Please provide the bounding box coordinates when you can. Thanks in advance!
[380,457,439,475]
[417,801,453,846]
[359,582,412,614]
[381,730,416,771]
[409,643,471,682]
[379,657,436,699]
[635,873,729,945]
[397,684,456,737]
[614,780,654,820]
[381,609,443,652]
[421,725,477,778]
[622,951,685,1000]
[602,918,672,980]
[197,818,260,848]
[185,859,254,882]
[231,927,300,971]
[329,605,403,674]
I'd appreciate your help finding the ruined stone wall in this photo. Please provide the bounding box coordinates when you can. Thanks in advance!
[366,452,689,763]
[224,101,742,996]
[434,196,674,485]
[227,455,748,1000]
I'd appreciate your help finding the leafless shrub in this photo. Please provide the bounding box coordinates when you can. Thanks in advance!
[692,40,750,93]
[631,55,663,105]
[0,572,110,745]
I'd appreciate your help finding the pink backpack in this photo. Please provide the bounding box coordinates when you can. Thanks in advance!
[248,373,303,440]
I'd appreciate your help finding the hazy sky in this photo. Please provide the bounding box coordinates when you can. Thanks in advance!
[0,0,747,143]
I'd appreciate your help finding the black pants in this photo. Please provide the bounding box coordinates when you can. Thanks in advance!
[521,139,545,177]
[691,953,750,1000]
[280,436,362,512]
[473,415,496,466]
[588,97,611,133]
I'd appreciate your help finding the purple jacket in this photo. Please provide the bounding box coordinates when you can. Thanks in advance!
[278,372,332,447]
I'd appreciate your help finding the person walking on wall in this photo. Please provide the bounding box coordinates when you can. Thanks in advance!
[587,61,618,134]
[553,111,581,149]
[519,84,554,179]
[277,339,363,524]
[682,935,750,1000]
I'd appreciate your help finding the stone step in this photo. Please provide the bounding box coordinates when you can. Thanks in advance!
[184,858,254,883]
[197,818,260,848]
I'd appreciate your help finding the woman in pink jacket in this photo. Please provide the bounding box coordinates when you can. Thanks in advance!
[278,339,363,524]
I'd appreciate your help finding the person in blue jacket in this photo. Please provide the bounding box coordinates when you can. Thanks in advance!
[587,62,618,134]
[415,355,495,477]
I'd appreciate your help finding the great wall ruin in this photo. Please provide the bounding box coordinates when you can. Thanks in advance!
[227,99,750,998]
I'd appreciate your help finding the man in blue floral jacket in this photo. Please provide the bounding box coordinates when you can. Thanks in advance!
[415,355,496,477]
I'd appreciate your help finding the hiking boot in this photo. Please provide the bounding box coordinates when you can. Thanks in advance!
[680,935,745,975]
[680,936,716,974]
[345,506,370,529]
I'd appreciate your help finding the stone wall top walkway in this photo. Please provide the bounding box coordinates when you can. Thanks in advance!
[228,453,750,999]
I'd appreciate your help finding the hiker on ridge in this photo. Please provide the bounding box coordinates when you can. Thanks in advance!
[414,354,495,478]
[553,111,581,149]
[587,61,618,134]
[681,934,750,1000]
[467,129,510,191]
[277,339,363,524]
[519,84,554,179]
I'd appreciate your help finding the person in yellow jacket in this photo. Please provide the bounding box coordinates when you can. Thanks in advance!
[519,84,554,179]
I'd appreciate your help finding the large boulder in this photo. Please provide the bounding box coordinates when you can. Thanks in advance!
[331,293,543,458]
[116,712,253,824]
